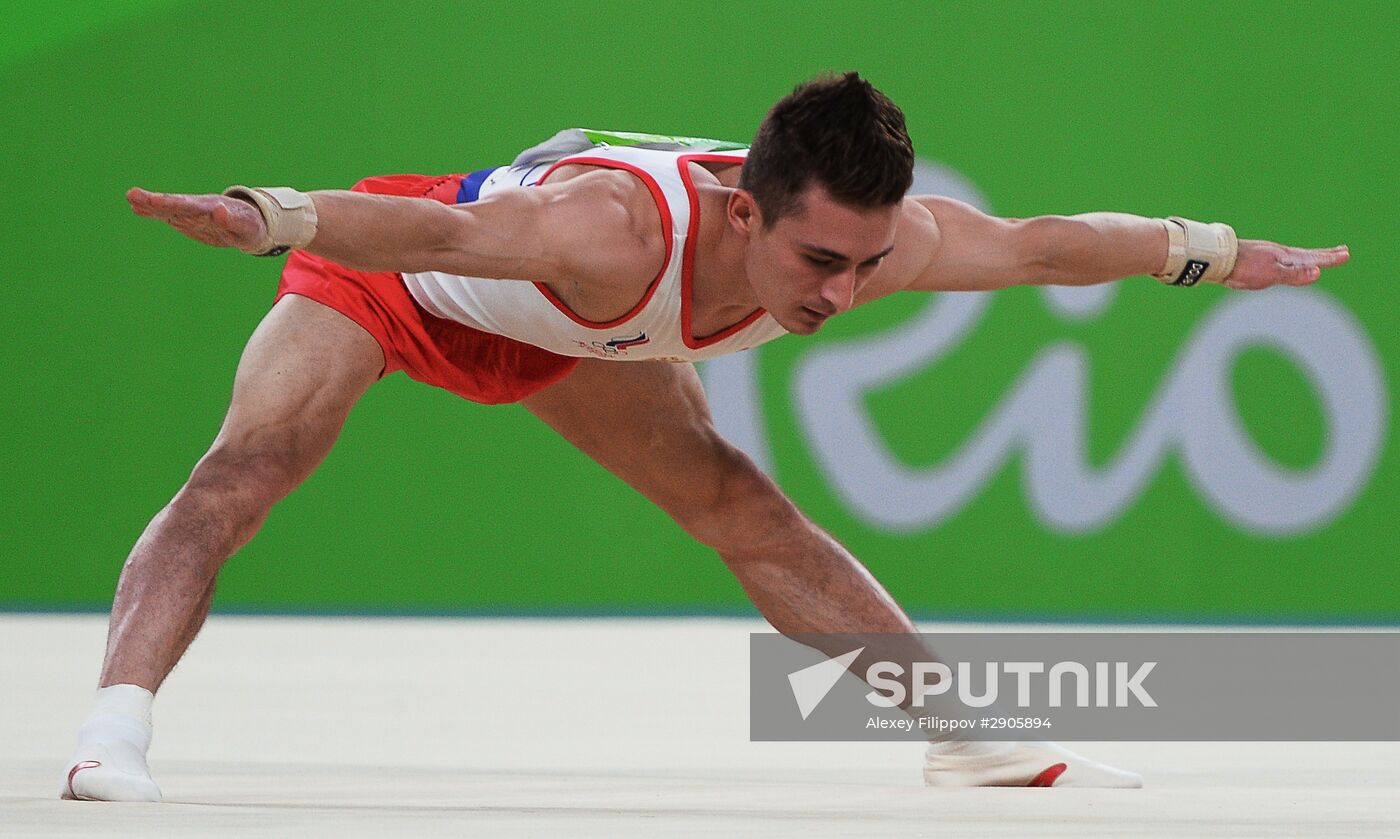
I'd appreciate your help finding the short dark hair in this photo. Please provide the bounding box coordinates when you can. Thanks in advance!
[739,72,914,224]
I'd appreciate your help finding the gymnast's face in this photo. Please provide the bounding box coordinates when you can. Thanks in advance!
[733,182,899,335]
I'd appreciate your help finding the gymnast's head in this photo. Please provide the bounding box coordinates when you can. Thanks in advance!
[731,72,914,333]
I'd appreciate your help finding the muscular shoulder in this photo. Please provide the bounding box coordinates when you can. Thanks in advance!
[536,167,665,291]
[903,195,941,244]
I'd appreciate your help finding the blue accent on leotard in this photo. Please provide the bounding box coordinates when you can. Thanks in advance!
[456,167,496,203]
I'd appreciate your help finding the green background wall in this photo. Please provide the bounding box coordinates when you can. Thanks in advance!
[3,1,1395,621]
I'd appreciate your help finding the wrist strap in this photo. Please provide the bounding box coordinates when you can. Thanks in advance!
[1154,216,1238,286]
[222,186,319,256]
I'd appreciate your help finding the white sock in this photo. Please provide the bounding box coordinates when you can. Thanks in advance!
[923,739,1143,788]
[925,738,1012,758]
[90,684,154,721]
[62,684,162,802]
[81,684,154,742]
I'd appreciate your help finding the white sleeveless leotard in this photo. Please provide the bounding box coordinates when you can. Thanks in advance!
[401,135,788,362]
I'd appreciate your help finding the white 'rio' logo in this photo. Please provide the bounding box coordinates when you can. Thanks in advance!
[703,160,1387,535]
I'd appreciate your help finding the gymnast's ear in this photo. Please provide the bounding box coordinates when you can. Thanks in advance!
[728,189,762,236]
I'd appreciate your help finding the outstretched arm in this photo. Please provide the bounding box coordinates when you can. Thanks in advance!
[125,170,639,280]
[906,195,1349,293]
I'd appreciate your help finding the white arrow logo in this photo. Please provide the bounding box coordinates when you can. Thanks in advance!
[787,647,865,720]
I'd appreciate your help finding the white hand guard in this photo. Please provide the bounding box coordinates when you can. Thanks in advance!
[1154,216,1239,286]
[222,185,319,257]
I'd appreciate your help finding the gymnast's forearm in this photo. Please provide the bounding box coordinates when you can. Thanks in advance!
[1027,213,1170,286]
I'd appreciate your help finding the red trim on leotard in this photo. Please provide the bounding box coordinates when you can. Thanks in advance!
[530,156,673,330]
[675,153,767,349]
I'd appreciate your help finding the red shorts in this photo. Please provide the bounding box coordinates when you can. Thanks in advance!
[275,173,580,404]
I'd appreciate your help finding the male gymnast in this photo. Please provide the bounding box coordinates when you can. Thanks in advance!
[61,72,1349,800]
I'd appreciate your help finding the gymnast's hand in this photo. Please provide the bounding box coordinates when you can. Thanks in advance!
[1223,240,1350,291]
[126,187,268,251]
